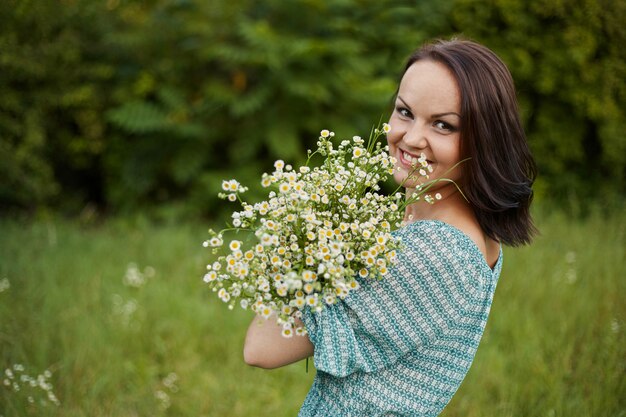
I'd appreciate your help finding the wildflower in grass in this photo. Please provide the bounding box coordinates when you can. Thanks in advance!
[0,277,9,293]
[204,124,447,337]
[155,390,171,410]
[123,263,153,288]
[112,294,139,329]
[2,364,60,408]
[155,372,179,410]
[611,318,620,333]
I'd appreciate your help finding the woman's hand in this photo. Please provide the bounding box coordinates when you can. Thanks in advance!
[243,313,314,369]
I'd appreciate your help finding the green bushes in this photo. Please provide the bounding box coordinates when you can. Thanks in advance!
[1,0,623,217]
[450,0,626,203]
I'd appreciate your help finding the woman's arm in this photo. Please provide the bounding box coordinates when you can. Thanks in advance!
[243,313,314,369]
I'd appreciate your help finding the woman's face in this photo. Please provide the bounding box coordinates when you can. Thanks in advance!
[387,59,462,190]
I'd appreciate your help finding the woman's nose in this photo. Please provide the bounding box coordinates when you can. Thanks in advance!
[404,123,429,149]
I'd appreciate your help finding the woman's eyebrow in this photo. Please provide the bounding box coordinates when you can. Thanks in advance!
[396,96,411,110]
[398,96,461,118]
[432,112,461,118]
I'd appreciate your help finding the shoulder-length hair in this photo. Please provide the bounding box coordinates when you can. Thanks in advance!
[404,38,537,246]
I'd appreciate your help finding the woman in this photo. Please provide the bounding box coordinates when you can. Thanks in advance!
[244,38,536,416]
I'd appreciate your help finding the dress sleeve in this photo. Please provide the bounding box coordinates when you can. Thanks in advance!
[300,221,486,377]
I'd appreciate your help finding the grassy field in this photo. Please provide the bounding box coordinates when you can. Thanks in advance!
[1,210,624,416]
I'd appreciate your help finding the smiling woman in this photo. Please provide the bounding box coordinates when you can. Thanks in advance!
[243,38,537,417]
[398,40,537,248]
[387,59,463,201]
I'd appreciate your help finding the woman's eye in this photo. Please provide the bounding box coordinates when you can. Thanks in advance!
[396,107,412,118]
[434,121,456,132]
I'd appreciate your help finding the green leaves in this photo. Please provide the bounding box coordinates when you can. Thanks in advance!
[451,0,626,205]
[1,0,623,215]
[108,102,170,134]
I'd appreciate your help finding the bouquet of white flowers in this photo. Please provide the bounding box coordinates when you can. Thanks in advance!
[203,124,439,337]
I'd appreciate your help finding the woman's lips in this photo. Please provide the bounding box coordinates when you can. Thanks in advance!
[399,150,417,167]
[399,149,431,168]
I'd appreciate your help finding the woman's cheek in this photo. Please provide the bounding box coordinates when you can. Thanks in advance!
[386,129,401,148]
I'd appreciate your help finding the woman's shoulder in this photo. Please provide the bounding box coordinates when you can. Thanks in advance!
[398,218,472,248]
[398,219,501,273]
[397,219,472,261]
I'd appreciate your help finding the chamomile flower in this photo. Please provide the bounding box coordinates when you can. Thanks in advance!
[276,286,288,297]
[218,288,230,302]
[203,271,217,283]
[376,235,388,245]
[204,123,444,337]
[259,304,272,318]
[302,270,315,282]
[324,293,336,305]
[305,294,318,306]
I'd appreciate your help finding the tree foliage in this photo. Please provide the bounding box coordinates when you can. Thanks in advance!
[450,0,626,203]
[0,0,623,217]
[0,0,116,208]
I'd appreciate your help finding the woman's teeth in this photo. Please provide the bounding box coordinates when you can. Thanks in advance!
[403,151,419,165]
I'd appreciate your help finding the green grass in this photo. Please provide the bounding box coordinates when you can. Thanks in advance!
[0,211,624,416]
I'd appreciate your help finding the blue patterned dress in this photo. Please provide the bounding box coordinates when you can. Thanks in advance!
[299,220,503,417]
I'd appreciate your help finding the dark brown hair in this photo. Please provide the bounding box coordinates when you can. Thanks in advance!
[404,38,537,246]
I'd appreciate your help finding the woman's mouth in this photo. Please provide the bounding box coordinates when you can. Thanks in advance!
[399,150,430,168]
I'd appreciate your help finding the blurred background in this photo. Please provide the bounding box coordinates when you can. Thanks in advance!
[1,0,624,416]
